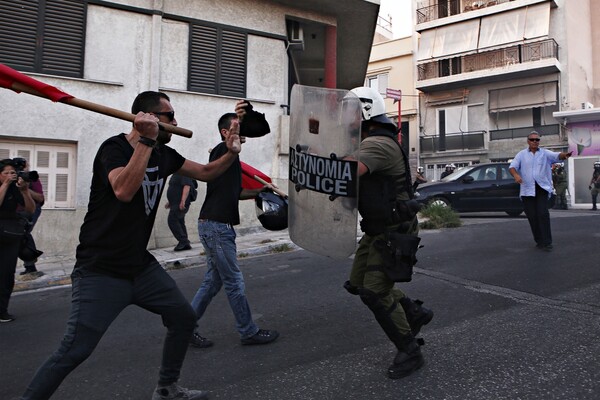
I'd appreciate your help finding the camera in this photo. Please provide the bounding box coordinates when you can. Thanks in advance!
[12,157,39,182]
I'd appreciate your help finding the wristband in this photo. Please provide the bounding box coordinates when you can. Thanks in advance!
[138,136,157,148]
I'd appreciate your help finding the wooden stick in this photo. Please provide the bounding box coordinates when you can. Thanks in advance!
[10,82,193,138]
[253,175,288,198]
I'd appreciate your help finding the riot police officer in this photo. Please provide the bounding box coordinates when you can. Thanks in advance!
[440,163,455,179]
[343,87,433,379]
[552,163,568,210]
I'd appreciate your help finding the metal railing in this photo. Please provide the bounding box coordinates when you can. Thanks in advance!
[489,124,559,140]
[420,130,486,152]
[417,0,514,24]
[418,39,558,81]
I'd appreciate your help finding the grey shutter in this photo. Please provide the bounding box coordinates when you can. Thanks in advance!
[42,0,86,77]
[220,30,246,97]
[0,0,39,71]
[190,25,218,94]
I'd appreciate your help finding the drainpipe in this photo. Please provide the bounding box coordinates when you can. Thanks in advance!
[324,25,337,88]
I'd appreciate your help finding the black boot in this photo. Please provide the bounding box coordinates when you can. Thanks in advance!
[388,334,424,379]
[399,297,434,336]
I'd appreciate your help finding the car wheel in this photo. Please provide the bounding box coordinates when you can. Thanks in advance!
[506,211,522,217]
[429,197,450,207]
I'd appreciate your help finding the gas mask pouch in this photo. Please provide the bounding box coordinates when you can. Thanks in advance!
[375,232,421,282]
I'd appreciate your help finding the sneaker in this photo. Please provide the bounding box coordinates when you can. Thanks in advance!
[189,332,214,348]
[20,267,38,276]
[151,383,209,400]
[0,312,16,323]
[241,329,279,345]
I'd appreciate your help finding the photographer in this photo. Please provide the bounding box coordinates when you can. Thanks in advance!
[13,158,45,275]
[0,158,35,323]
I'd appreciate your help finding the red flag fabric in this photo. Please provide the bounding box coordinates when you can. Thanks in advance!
[241,161,272,190]
[0,63,73,102]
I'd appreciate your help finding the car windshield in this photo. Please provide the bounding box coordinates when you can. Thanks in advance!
[440,165,476,181]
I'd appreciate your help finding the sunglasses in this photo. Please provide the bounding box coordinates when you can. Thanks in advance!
[528,138,541,142]
[153,111,175,122]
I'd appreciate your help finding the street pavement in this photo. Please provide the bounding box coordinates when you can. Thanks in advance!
[3,209,600,400]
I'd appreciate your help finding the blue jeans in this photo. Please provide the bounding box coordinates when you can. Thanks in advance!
[191,220,258,339]
[21,263,197,400]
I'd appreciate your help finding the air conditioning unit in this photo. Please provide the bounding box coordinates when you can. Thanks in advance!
[581,102,594,109]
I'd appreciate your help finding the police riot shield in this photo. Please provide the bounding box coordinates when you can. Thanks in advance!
[288,85,361,258]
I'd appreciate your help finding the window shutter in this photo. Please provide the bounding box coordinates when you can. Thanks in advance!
[190,25,218,94]
[220,30,246,97]
[42,0,86,77]
[0,0,39,71]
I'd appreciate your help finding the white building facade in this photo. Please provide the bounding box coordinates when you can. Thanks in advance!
[0,0,379,258]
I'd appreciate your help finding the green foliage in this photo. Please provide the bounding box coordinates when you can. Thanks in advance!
[419,203,462,229]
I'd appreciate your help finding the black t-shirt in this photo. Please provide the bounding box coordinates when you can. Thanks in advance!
[199,142,242,225]
[75,133,185,279]
[0,184,24,219]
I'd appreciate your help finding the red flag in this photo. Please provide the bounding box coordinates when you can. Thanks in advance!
[0,63,73,102]
[241,161,272,190]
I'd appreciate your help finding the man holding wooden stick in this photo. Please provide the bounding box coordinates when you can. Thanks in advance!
[21,91,240,400]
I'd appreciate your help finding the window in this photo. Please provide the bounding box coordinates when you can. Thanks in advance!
[0,141,77,208]
[189,24,247,97]
[366,73,389,95]
[0,0,86,78]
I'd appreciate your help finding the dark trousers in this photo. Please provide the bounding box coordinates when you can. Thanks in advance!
[21,263,197,400]
[0,235,20,314]
[167,207,190,246]
[522,183,552,246]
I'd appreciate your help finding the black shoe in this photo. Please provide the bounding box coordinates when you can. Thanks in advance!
[241,329,279,345]
[0,312,16,323]
[388,338,424,379]
[189,332,214,348]
[537,244,553,252]
[173,243,192,251]
[399,297,434,337]
[20,267,39,275]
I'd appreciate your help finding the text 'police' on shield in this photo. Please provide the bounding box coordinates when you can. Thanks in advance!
[289,147,358,197]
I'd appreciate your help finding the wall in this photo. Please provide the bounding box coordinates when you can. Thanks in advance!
[0,0,331,260]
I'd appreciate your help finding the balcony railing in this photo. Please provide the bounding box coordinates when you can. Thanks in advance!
[489,124,559,140]
[420,130,486,152]
[417,39,558,81]
[417,0,514,24]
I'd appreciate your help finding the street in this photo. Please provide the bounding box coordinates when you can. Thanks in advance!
[2,211,600,400]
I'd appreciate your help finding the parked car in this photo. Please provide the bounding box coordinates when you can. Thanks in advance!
[414,162,524,216]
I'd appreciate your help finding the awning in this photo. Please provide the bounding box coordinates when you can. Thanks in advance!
[417,19,480,61]
[426,89,470,106]
[479,2,550,49]
[489,82,557,113]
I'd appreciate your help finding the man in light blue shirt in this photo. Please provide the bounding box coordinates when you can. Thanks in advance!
[509,131,571,251]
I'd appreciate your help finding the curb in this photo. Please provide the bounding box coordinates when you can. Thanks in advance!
[13,240,300,294]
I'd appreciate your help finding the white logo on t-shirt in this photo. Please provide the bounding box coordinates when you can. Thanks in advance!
[143,166,164,216]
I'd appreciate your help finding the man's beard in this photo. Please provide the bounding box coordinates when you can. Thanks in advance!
[156,130,171,145]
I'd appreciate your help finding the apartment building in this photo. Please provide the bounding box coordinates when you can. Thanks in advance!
[414,0,600,207]
[367,11,421,170]
[0,0,379,258]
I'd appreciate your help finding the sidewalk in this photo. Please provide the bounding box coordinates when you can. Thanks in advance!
[14,228,299,294]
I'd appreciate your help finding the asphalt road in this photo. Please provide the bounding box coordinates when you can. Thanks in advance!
[2,212,600,400]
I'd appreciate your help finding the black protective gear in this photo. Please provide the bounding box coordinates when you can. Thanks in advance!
[358,287,406,344]
[343,280,359,296]
[387,334,424,379]
[399,297,433,337]
[255,191,288,231]
[239,101,271,138]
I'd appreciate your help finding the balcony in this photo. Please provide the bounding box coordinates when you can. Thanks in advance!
[420,130,486,153]
[417,39,559,91]
[417,0,514,24]
[489,124,559,140]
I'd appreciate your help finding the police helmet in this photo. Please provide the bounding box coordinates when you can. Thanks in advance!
[349,86,396,128]
[595,161,600,167]
[255,191,288,231]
